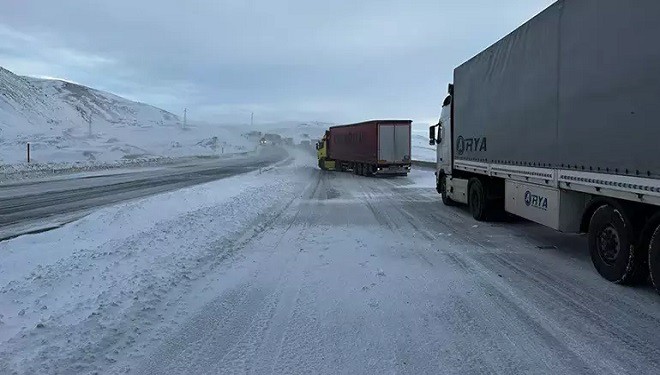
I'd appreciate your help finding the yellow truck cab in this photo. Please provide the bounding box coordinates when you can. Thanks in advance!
[315,133,335,171]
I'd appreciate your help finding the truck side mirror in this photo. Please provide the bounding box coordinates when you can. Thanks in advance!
[429,126,436,146]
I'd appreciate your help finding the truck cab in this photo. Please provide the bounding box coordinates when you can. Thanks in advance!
[316,132,335,171]
[430,94,453,176]
[429,87,455,204]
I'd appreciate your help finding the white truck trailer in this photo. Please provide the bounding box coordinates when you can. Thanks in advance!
[429,0,660,292]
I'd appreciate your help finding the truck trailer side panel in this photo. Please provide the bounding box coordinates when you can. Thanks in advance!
[328,120,411,166]
[453,0,660,178]
[453,4,560,166]
[557,0,660,177]
[328,122,379,164]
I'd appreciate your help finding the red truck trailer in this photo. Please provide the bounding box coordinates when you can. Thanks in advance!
[316,120,412,176]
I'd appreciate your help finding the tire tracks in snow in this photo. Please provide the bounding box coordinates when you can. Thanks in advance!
[348,176,640,373]
[133,167,326,374]
[391,186,660,374]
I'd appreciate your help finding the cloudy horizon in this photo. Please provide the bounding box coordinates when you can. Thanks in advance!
[1,0,554,125]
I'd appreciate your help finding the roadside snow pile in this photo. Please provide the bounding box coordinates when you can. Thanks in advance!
[0,153,316,374]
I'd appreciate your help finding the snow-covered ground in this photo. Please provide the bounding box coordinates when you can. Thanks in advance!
[1,152,658,374]
[0,152,311,373]
[411,123,436,162]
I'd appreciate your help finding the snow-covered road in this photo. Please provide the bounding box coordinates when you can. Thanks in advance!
[1,153,658,374]
[0,147,287,241]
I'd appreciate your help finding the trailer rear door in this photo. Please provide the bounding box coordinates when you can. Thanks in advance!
[378,123,410,164]
[394,125,410,162]
[378,124,395,162]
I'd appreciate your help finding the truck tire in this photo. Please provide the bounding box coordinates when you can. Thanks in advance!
[438,175,456,206]
[649,222,660,294]
[588,204,645,284]
[365,165,374,177]
[468,178,490,221]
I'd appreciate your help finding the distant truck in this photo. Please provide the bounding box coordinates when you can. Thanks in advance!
[316,120,411,176]
[263,133,282,145]
[428,0,660,292]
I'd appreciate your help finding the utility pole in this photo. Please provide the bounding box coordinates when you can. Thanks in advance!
[88,114,92,138]
[183,108,187,128]
[250,112,254,127]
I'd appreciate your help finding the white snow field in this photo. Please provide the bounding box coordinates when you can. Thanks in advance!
[411,122,436,162]
[1,152,658,375]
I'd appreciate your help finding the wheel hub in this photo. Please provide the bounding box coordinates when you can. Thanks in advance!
[597,225,621,265]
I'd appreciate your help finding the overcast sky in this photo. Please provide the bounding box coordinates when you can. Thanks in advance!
[1,0,554,125]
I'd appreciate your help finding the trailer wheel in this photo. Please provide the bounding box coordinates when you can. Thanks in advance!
[588,204,644,284]
[439,175,456,206]
[649,222,660,294]
[365,165,374,177]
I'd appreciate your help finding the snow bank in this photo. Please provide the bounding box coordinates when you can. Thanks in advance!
[0,153,316,374]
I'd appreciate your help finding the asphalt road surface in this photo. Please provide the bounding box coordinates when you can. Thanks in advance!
[0,147,288,240]
[129,165,659,375]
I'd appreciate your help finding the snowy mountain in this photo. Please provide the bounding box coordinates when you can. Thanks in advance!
[26,77,180,128]
[0,67,179,139]
[0,66,253,165]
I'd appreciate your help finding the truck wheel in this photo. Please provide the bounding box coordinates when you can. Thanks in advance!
[649,222,660,294]
[588,204,645,284]
[439,175,456,206]
[365,165,374,177]
[468,178,489,221]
